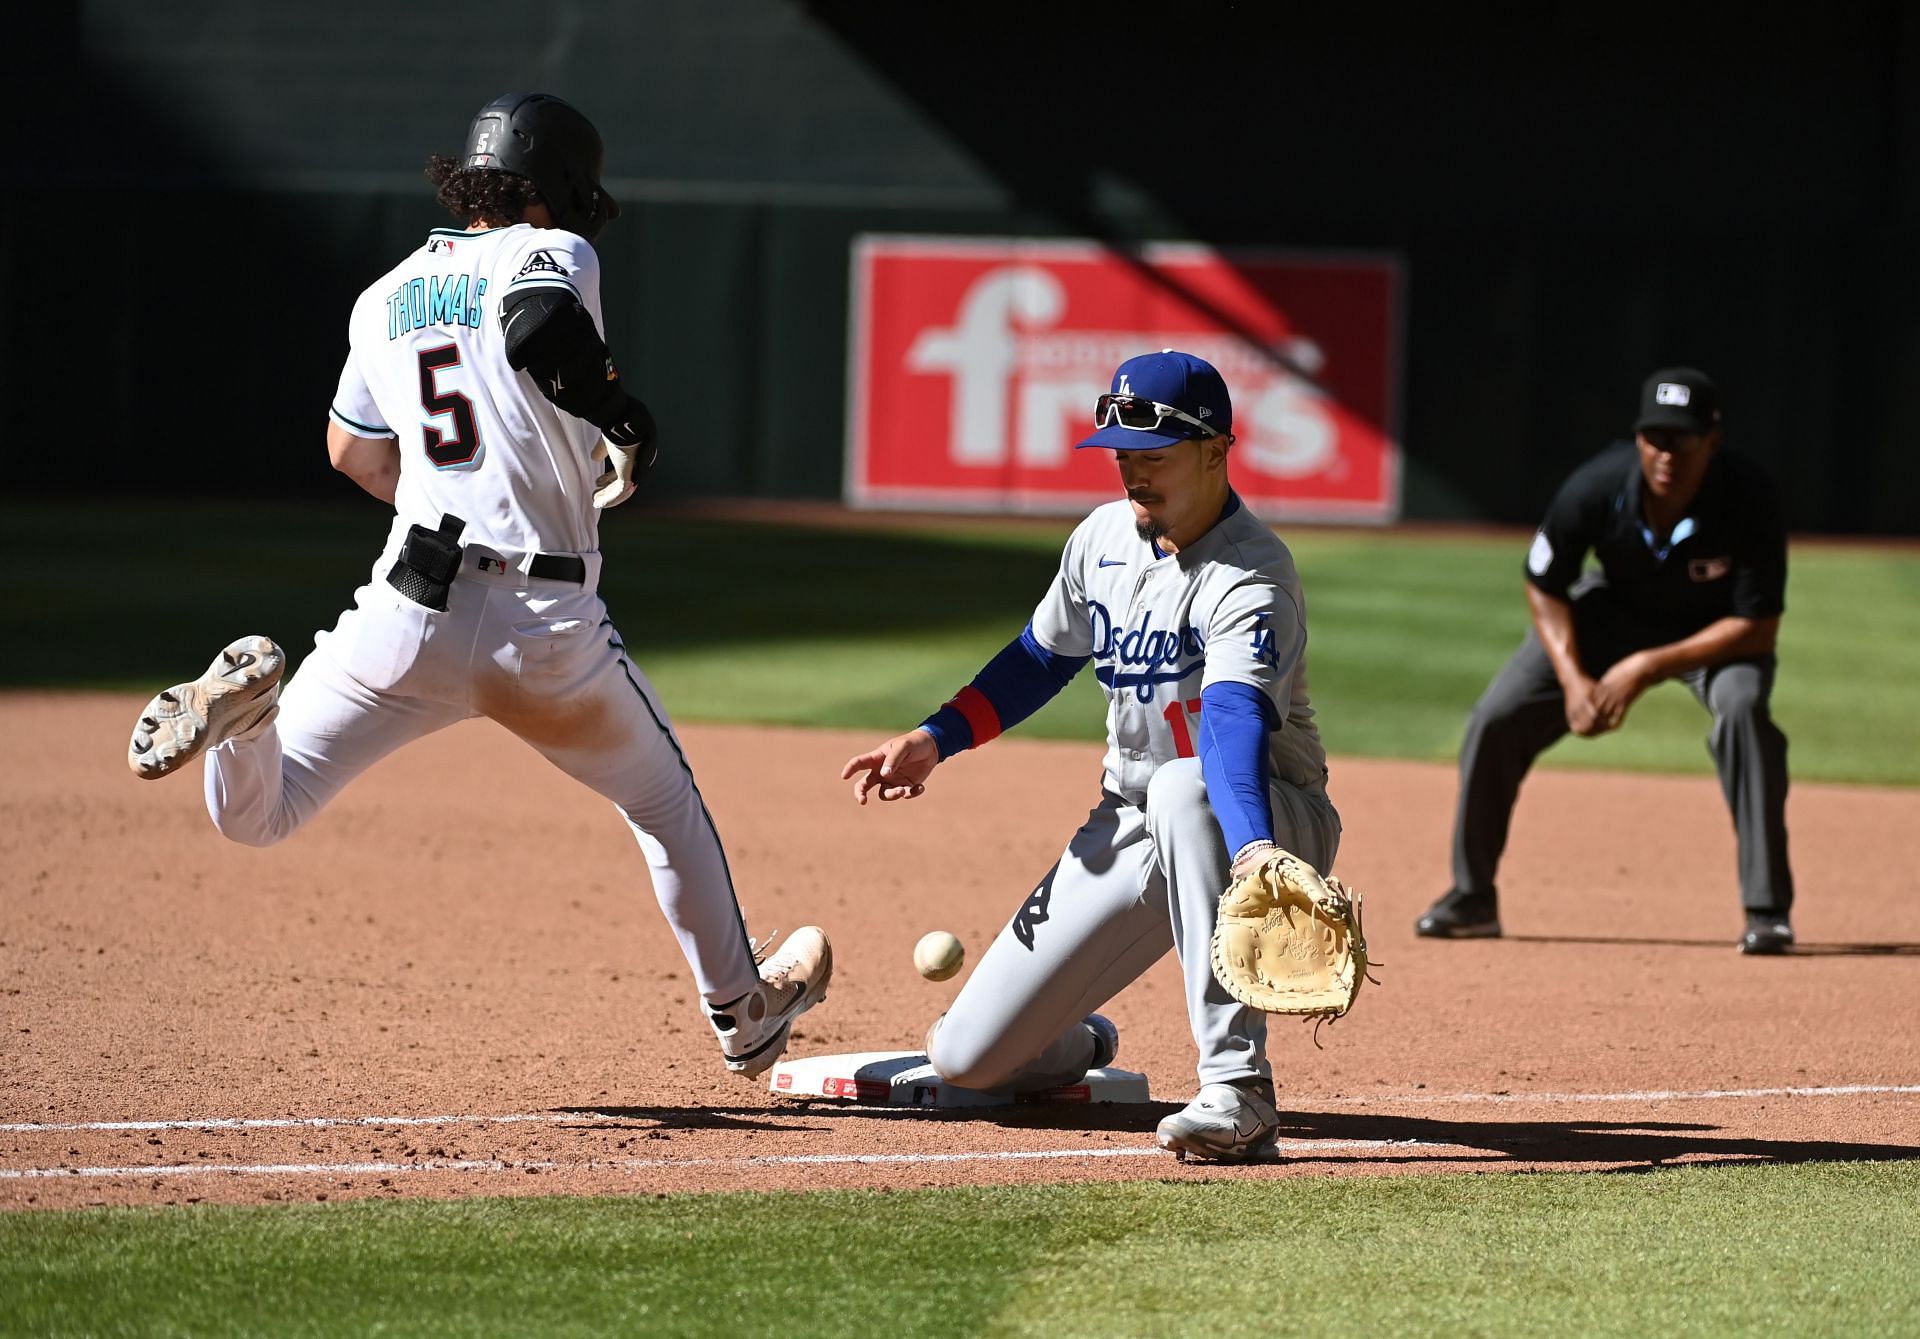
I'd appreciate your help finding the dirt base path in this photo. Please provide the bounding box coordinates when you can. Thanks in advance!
[4,694,1916,1209]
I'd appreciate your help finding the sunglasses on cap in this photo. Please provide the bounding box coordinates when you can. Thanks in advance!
[1093,394,1225,440]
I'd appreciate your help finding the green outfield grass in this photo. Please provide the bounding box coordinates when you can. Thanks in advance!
[11,500,1918,785]
[5,1162,1917,1337]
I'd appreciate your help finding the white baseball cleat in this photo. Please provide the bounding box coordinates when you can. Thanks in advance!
[127,636,286,781]
[1156,1081,1283,1162]
[707,926,833,1078]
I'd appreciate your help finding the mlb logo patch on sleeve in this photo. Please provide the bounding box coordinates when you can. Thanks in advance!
[1527,531,1554,576]
[1689,555,1731,582]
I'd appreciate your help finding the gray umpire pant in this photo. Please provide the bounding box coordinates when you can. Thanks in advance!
[1451,585,1793,915]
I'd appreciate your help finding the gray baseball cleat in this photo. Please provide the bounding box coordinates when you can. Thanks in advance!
[128,636,286,780]
[1156,1081,1283,1162]
[707,926,833,1077]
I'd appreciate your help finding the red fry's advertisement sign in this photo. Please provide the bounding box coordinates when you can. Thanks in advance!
[847,236,1402,521]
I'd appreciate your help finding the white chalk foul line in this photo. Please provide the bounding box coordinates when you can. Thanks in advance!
[0,1113,569,1135]
[1,1159,542,1181]
[0,1140,1433,1182]
[1324,1083,1920,1107]
[3,1081,1914,1136]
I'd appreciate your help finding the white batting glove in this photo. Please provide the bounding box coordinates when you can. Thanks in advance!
[591,436,642,509]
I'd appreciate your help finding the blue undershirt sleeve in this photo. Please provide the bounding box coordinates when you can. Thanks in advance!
[1196,681,1277,858]
[919,623,1090,759]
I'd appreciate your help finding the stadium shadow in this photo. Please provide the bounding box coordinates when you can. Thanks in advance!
[1506,934,1743,950]
[555,1102,1159,1136]
[1508,934,1920,955]
[1274,1109,1920,1170]
[556,1103,1920,1171]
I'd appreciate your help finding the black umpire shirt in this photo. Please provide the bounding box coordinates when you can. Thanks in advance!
[1523,441,1788,645]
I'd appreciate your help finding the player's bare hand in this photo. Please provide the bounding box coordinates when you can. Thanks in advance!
[841,729,940,805]
[1588,653,1655,733]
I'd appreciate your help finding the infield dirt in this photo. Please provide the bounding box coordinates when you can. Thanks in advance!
[3,694,1916,1209]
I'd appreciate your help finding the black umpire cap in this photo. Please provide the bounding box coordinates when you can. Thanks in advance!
[1635,367,1723,434]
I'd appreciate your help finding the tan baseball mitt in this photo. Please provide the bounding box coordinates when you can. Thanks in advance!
[1210,848,1369,1018]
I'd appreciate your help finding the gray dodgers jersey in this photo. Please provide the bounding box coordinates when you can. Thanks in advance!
[1030,496,1326,804]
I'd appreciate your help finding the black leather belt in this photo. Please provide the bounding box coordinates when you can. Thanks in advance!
[389,514,587,608]
[527,553,586,583]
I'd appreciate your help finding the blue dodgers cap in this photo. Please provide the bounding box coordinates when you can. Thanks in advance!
[1076,350,1234,451]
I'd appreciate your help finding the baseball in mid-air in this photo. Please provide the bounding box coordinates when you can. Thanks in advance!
[913,930,965,982]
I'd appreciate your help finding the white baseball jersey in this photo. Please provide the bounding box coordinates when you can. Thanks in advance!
[328,223,608,558]
[195,219,771,1021]
[1029,497,1328,803]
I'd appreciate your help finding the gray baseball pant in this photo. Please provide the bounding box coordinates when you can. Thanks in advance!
[926,757,1341,1091]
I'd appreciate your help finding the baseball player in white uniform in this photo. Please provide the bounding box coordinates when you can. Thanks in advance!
[126,92,830,1080]
[841,350,1339,1161]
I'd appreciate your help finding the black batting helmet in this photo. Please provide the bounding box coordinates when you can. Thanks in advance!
[460,92,620,242]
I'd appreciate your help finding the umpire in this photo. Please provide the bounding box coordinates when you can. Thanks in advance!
[1416,368,1797,954]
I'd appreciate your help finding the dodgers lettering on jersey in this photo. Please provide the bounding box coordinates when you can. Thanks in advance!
[328,225,608,563]
[1088,603,1208,700]
[1030,497,1326,804]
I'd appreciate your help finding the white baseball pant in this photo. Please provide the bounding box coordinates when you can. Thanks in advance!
[201,557,763,1006]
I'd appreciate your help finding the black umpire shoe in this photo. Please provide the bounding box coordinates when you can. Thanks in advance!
[1739,913,1794,955]
[1415,888,1502,939]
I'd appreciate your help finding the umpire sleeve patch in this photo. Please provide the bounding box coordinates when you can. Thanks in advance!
[1527,531,1554,576]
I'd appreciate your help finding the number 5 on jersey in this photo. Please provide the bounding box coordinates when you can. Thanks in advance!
[418,344,482,469]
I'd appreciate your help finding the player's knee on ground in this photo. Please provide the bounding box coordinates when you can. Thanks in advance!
[925,1014,1025,1090]
[925,1014,999,1087]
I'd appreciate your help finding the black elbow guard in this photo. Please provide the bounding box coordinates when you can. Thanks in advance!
[499,287,627,424]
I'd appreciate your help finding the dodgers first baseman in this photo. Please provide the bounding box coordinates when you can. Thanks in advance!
[842,350,1341,1162]
[125,91,831,1079]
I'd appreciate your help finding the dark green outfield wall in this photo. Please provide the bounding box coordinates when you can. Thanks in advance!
[10,2,1920,532]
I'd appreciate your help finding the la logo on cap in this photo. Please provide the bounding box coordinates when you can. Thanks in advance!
[1656,382,1692,406]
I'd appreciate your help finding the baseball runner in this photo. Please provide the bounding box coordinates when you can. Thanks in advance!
[1416,367,1795,953]
[841,351,1344,1162]
[125,92,830,1078]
